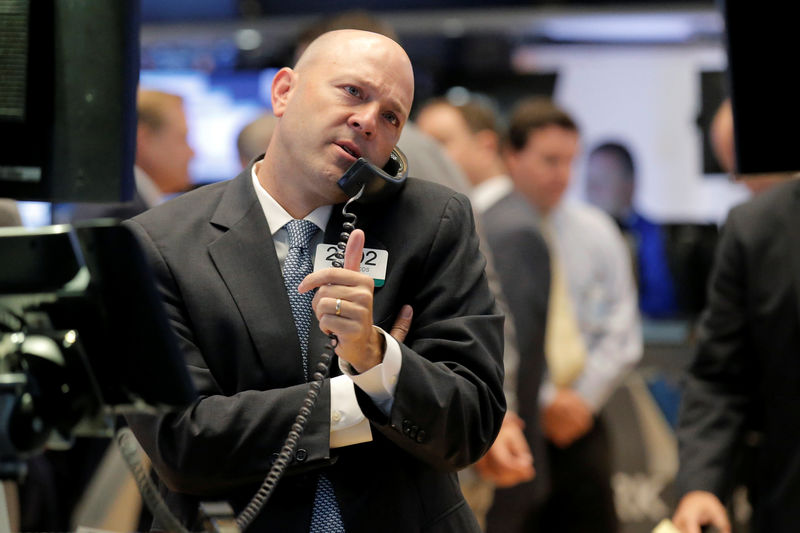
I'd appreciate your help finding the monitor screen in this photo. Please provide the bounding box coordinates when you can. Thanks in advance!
[0,1,138,202]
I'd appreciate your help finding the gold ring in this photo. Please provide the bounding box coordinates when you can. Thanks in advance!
[335,298,342,316]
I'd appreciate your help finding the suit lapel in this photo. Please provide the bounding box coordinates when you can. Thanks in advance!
[207,171,306,385]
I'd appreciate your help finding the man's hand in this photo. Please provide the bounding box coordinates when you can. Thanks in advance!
[474,412,535,487]
[299,229,383,373]
[672,491,731,533]
[389,305,413,343]
[541,388,593,448]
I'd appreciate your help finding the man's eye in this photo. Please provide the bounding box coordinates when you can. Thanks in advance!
[383,112,399,126]
[345,86,361,98]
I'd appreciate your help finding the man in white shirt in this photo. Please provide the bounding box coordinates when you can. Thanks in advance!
[504,97,642,533]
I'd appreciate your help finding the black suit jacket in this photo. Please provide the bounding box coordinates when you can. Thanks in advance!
[124,167,505,532]
[480,191,551,532]
[677,179,800,532]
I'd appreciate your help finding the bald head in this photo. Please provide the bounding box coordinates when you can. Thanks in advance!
[710,98,736,174]
[295,30,414,105]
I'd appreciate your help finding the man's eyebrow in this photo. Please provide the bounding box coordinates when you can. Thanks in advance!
[337,76,409,122]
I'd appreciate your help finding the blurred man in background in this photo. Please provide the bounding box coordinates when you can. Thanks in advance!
[672,98,800,533]
[584,141,678,319]
[709,98,782,196]
[504,97,642,533]
[237,112,278,168]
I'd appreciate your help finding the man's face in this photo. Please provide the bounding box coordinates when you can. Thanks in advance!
[584,150,633,218]
[271,32,414,206]
[416,103,482,183]
[138,101,194,194]
[507,125,579,213]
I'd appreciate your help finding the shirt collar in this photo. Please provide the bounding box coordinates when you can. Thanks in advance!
[470,175,513,213]
[250,162,332,235]
[134,166,164,208]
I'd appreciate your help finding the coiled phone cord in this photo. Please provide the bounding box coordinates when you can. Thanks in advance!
[236,185,365,530]
[117,426,191,533]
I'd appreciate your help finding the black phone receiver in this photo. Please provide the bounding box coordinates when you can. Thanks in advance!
[337,146,408,203]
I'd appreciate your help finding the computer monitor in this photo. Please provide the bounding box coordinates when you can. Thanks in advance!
[0,0,139,202]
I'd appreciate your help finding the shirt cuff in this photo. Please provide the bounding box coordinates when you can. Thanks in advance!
[329,374,372,448]
[338,326,402,416]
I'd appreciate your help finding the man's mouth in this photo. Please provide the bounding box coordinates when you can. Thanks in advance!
[337,143,360,159]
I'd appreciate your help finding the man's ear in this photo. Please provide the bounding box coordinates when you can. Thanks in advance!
[475,129,500,155]
[271,67,295,118]
[136,124,153,163]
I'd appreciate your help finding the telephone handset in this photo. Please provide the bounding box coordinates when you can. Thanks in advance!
[337,146,408,203]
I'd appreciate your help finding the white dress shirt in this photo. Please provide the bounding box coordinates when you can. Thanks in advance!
[470,175,514,215]
[537,200,643,411]
[251,164,402,447]
[134,166,165,208]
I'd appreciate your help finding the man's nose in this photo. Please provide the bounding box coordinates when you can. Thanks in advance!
[348,104,379,138]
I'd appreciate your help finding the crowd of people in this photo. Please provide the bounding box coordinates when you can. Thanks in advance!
[1,10,797,533]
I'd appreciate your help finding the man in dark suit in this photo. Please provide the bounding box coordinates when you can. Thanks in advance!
[124,29,504,532]
[672,182,800,530]
[416,96,549,531]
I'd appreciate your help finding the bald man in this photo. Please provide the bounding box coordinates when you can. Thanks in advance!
[124,30,504,532]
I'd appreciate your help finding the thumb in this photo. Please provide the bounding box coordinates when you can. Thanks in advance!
[389,305,413,343]
[343,229,365,272]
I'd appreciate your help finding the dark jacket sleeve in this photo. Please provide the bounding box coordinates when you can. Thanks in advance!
[676,207,753,499]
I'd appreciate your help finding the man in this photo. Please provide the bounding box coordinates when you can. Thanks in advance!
[671,107,800,533]
[294,14,525,527]
[56,89,194,222]
[416,98,547,530]
[293,9,473,198]
[504,97,642,532]
[124,30,504,532]
[671,177,800,533]
[709,98,782,195]
[584,141,678,318]
[236,112,277,169]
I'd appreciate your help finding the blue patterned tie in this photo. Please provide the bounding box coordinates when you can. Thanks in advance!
[282,219,346,533]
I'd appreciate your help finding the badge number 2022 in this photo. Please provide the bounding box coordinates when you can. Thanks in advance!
[325,245,378,272]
